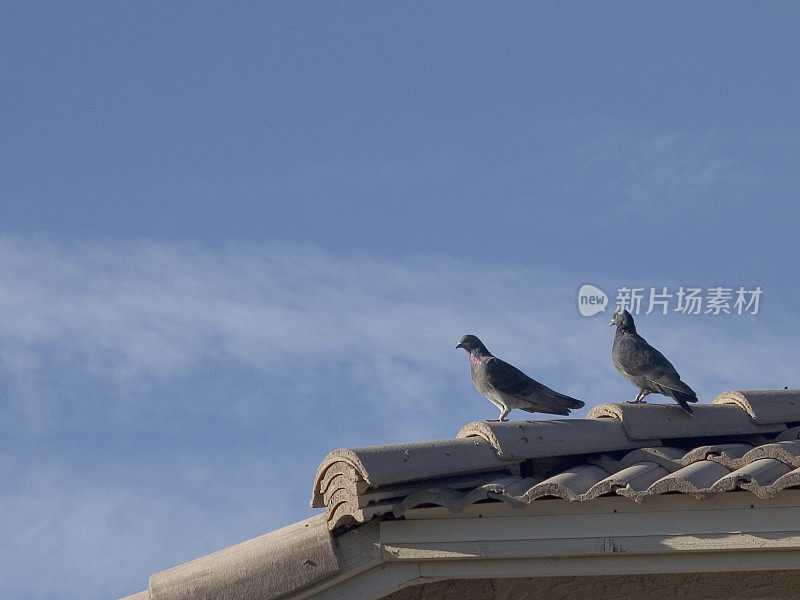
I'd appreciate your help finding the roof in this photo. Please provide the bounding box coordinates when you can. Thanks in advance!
[146,514,338,600]
[125,389,800,600]
[313,389,800,531]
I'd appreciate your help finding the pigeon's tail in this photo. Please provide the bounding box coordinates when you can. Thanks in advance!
[567,398,585,410]
[550,391,585,412]
[669,390,697,415]
[557,395,585,415]
[518,393,585,416]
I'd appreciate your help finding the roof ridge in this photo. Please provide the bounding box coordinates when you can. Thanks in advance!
[456,418,658,459]
[587,399,787,440]
[712,389,800,423]
[310,389,800,530]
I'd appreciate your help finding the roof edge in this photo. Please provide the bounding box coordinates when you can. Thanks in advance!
[118,592,149,600]
[148,514,338,600]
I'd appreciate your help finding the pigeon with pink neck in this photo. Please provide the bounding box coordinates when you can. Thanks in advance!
[456,334,585,422]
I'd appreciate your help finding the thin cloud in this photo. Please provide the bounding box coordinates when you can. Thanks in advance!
[575,129,759,217]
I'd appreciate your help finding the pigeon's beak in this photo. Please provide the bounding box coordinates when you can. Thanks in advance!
[609,319,615,327]
[455,343,464,350]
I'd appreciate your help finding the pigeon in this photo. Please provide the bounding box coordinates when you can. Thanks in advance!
[456,334,585,421]
[610,309,698,415]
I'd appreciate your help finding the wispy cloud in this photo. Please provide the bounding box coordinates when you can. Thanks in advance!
[0,240,583,433]
[575,129,759,217]
[0,238,795,599]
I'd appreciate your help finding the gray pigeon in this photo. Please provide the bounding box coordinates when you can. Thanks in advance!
[456,334,585,421]
[610,309,698,415]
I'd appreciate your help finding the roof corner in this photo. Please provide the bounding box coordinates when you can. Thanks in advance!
[311,448,370,508]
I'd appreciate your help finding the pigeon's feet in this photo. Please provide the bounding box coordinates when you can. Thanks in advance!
[629,392,648,404]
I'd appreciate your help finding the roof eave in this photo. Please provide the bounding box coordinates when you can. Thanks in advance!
[301,489,800,600]
[136,489,800,600]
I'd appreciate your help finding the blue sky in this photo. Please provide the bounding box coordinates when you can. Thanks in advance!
[2,3,799,599]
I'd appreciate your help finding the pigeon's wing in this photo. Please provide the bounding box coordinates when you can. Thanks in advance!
[615,334,697,399]
[614,333,674,377]
[649,370,697,398]
[481,357,536,396]
[483,357,584,414]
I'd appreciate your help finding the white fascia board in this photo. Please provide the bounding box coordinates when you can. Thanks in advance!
[297,490,800,600]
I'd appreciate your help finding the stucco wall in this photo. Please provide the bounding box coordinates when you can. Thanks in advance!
[383,570,800,600]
